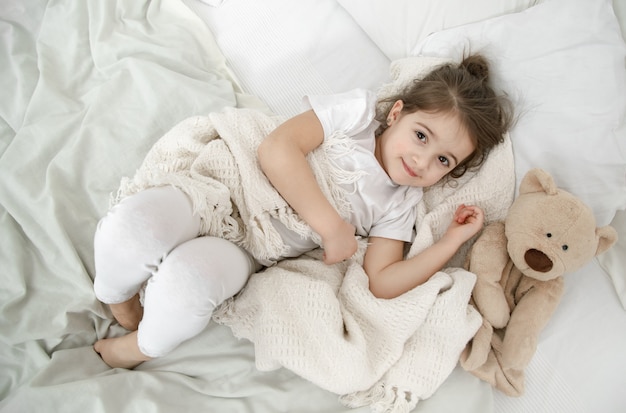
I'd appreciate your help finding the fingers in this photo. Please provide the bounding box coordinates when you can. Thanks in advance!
[322,240,358,265]
[323,250,355,265]
[454,204,472,223]
[320,221,358,265]
[455,204,484,224]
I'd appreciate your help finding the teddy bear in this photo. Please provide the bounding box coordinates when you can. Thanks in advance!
[459,168,617,396]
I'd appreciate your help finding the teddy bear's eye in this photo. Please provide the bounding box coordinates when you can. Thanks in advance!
[546,233,552,238]
[562,245,568,251]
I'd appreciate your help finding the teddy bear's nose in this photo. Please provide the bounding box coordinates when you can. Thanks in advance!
[525,249,553,272]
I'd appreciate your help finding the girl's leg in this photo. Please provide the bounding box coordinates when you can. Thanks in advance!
[93,185,200,330]
[95,236,257,368]
[138,236,256,357]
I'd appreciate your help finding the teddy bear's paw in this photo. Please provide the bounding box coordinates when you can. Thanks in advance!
[465,349,503,388]
[501,335,535,370]
[459,321,493,370]
[460,343,488,371]
[499,367,525,397]
[487,312,510,330]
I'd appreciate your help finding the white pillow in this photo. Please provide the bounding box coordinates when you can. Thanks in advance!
[406,0,626,228]
[338,0,538,61]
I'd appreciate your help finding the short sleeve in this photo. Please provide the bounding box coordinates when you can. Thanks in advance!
[303,89,378,140]
[368,190,422,242]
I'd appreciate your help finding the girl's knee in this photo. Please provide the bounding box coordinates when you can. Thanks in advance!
[138,237,255,357]
[154,237,255,308]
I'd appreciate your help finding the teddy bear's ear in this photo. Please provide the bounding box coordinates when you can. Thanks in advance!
[595,225,618,256]
[519,168,559,196]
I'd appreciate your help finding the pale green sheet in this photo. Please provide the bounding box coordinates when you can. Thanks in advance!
[0,1,492,412]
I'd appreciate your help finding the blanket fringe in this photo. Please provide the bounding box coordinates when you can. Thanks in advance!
[319,130,367,219]
[242,216,287,264]
[213,297,236,325]
[340,384,417,413]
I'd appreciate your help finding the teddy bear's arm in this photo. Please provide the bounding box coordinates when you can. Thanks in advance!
[501,276,565,370]
[466,221,511,328]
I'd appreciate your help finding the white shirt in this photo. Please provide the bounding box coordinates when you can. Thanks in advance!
[273,89,423,257]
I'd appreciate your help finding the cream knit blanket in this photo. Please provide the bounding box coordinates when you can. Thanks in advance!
[114,107,355,264]
[214,134,514,413]
[116,104,515,412]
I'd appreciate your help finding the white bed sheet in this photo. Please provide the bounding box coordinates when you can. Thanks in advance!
[185,0,626,412]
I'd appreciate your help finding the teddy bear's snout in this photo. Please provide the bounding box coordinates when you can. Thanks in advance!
[524,249,553,272]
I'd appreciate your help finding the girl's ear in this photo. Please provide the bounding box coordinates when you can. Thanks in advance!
[387,100,404,124]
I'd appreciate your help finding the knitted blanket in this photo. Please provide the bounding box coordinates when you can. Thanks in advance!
[214,130,514,413]
[114,107,355,265]
[117,106,515,412]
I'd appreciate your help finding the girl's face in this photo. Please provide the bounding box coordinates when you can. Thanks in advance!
[376,100,475,187]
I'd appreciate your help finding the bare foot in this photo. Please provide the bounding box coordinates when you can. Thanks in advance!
[94,331,152,369]
[110,294,143,331]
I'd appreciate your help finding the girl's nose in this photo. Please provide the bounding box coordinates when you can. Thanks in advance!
[412,154,427,171]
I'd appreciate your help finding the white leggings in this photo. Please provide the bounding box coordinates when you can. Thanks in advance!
[93,186,258,357]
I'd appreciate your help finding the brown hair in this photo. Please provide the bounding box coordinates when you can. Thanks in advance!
[376,54,514,180]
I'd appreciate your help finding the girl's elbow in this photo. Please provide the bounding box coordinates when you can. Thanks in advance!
[369,287,389,299]
[367,277,398,299]
[257,137,275,171]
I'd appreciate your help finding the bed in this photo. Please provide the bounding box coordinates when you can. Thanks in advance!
[1,0,625,412]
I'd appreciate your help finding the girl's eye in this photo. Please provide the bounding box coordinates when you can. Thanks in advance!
[416,131,427,142]
[438,156,450,167]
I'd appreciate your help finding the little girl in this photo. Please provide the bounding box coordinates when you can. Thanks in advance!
[93,54,513,368]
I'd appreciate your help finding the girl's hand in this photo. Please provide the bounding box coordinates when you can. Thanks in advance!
[321,220,358,265]
[445,204,485,243]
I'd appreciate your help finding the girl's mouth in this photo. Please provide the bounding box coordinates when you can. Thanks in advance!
[402,159,417,177]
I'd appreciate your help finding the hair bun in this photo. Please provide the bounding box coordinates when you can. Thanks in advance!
[462,54,490,82]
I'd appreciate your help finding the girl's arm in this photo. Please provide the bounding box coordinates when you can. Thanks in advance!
[364,204,484,299]
[258,110,358,264]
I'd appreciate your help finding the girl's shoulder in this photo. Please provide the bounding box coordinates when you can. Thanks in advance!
[303,88,379,138]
